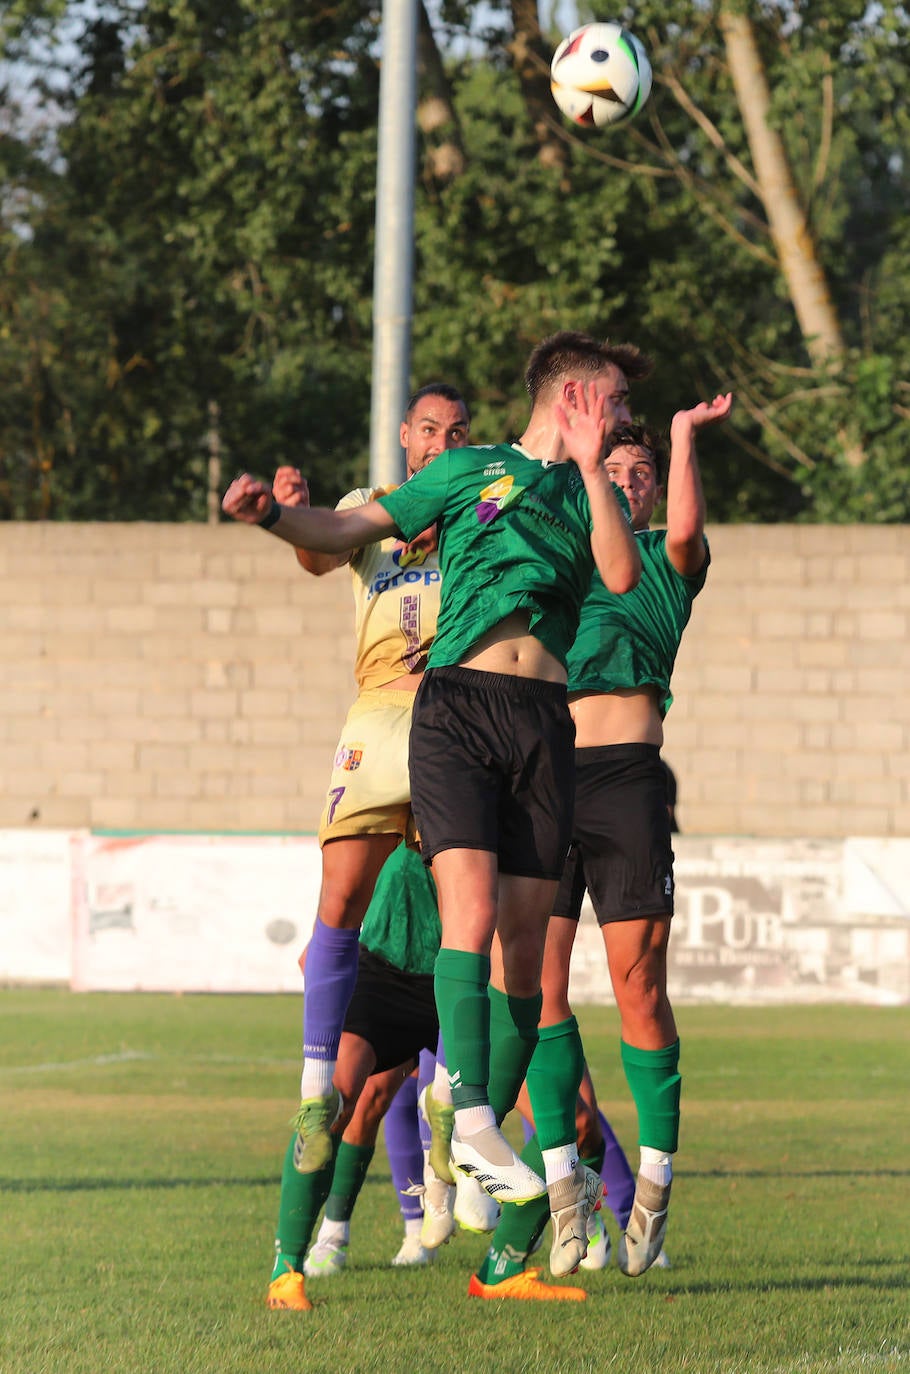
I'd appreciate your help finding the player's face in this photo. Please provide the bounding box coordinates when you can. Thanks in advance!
[589,366,633,435]
[604,443,661,530]
[401,397,470,476]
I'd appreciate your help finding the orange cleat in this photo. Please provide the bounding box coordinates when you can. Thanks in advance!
[468,1267,586,1302]
[267,1270,313,1311]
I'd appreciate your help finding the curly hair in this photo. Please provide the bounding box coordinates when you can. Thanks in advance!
[605,422,668,484]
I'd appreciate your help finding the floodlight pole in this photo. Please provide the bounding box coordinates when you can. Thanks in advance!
[369,0,418,488]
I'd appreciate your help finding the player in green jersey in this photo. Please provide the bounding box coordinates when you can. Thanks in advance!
[223,332,649,1271]
[470,394,733,1301]
[267,841,443,1311]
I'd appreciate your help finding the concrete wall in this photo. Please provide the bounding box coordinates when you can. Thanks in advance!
[1,522,908,837]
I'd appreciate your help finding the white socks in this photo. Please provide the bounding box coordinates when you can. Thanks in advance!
[300,1059,336,1098]
[541,1143,579,1187]
[639,1146,673,1188]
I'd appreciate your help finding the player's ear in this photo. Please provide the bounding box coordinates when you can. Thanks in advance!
[399,421,409,449]
[563,379,579,409]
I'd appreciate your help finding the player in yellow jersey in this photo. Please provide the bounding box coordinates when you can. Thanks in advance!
[271,384,470,1174]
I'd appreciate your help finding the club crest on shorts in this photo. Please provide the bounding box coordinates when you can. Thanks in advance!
[334,744,364,772]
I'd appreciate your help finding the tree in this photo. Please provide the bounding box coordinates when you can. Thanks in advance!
[1,0,907,521]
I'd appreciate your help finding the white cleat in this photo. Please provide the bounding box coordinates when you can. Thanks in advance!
[454,1169,502,1233]
[391,1233,436,1267]
[420,1162,457,1249]
[303,1235,348,1278]
[578,1206,612,1271]
[548,1164,605,1278]
[450,1126,547,1205]
[617,1175,671,1277]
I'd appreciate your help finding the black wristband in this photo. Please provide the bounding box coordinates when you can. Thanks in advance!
[258,500,282,530]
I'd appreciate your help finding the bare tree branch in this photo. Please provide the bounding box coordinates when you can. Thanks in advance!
[657,68,762,200]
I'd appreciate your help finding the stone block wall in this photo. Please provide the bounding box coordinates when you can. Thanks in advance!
[1,522,908,837]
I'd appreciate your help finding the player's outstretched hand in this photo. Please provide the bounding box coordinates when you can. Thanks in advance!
[222,473,273,524]
[272,466,310,507]
[556,381,607,475]
[672,393,734,437]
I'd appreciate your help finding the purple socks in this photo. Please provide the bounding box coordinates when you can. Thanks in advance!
[302,918,361,1063]
[384,1076,424,1222]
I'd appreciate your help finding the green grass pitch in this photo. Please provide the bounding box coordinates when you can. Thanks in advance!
[1,992,907,1374]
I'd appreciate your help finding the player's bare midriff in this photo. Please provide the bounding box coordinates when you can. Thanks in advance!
[569,686,664,748]
[459,610,567,683]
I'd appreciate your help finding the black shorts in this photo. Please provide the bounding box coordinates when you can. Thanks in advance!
[552,744,675,925]
[408,666,575,879]
[343,945,438,1074]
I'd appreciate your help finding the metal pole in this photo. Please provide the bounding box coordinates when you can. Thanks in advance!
[369,0,417,488]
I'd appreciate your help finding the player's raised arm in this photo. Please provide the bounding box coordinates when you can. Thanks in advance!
[556,382,641,594]
[664,393,733,578]
[272,466,352,577]
[222,473,397,552]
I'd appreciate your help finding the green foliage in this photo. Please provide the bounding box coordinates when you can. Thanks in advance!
[0,0,907,520]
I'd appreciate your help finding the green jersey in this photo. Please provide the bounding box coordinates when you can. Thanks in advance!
[377,444,597,669]
[359,842,440,976]
[566,529,710,717]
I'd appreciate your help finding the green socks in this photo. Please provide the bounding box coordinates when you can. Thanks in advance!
[487,984,542,1121]
[434,948,491,1110]
[271,1130,337,1281]
[621,1038,681,1153]
[476,1134,548,1284]
[325,1141,374,1222]
[524,1015,585,1150]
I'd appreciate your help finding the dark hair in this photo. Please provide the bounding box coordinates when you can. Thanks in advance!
[524,330,653,406]
[405,382,471,425]
[605,422,668,485]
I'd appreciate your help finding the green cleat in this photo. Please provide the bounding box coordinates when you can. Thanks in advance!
[418,1085,456,1184]
[291,1089,343,1174]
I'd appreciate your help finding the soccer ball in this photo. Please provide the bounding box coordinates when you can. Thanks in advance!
[550,22,652,129]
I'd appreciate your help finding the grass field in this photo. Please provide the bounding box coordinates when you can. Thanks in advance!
[1,991,907,1374]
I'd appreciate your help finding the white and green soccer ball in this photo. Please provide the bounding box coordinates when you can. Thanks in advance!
[550,21,652,129]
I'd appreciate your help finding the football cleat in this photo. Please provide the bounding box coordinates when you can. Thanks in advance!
[420,1162,457,1249]
[418,1085,456,1185]
[266,1270,312,1310]
[578,1206,612,1271]
[547,1164,604,1278]
[391,1233,436,1267]
[468,1267,586,1302]
[450,1126,546,1205]
[291,1089,343,1174]
[617,1175,671,1277]
[303,1235,348,1278]
[454,1169,501,1233]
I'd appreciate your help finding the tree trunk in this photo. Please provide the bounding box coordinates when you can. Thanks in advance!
[509,0,567,169]
[720,9,863,465]
[416,0,466,182]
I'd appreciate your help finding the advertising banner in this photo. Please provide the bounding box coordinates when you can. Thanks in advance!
[0,830,76,983]
[569,837,910,1007]
[71,834,321,993]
